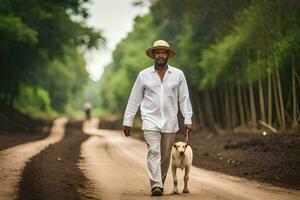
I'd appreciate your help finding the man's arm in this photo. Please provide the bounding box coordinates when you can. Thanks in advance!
[123,73,144,136]
[178,71,193,135]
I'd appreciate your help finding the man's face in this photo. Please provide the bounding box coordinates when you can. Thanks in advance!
[153,49,169,66]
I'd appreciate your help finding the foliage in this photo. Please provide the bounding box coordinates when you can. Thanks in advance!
[14,84,57,118]
[0,0,104,116]
[98,0,300,124]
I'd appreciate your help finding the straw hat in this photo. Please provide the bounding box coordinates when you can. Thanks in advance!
[146,40,176,59]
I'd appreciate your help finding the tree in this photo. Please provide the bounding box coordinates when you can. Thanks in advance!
[0,0,104,115]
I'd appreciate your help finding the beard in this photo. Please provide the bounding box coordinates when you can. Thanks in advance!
[155,58,168,67]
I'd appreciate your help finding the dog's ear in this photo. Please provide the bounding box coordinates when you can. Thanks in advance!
[185,143,188,148]
[173,144,177,149]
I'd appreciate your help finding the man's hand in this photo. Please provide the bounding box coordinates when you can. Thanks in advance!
[123,125,131,137]
[184,124,192,135]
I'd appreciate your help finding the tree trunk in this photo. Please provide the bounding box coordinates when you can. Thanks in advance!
[249,82,257,128]
[258,78,266,122]
[8,89,17,108]
[212,88,221,126]
[237,84,246,126]
[218,87,226,128]
[243,86,251,125]
[203,90,215,130]
[190,88,199,123]
[291,51,298,128]
[272,73,282,128]
[196,91,206,128]
[229,84,237,127]
[7,81,16,108]
[3,81,13,107]
[276,68,286,130]
[224,85,231,129]
[268,72,273,126]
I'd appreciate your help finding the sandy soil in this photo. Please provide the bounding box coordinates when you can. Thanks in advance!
[79,118,300,200]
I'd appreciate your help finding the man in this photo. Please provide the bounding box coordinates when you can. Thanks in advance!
[83,102,92,120]
[123,40,193,196]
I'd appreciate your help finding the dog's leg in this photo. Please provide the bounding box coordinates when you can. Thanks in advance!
[171,165,179,194]
[183,166,190,193]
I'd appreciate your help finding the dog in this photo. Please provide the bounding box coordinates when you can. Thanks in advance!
[171,141,193,194]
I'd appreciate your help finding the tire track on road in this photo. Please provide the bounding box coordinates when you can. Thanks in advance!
[0,117,67,200]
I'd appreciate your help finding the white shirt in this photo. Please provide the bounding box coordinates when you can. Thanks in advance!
[123,65,193,133]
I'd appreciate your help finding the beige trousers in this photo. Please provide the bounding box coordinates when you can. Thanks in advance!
[143,130,176,189]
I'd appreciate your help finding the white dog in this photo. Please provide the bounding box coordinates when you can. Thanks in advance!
[171,141,193,194]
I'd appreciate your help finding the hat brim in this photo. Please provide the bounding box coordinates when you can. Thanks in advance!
[145,46,176,59]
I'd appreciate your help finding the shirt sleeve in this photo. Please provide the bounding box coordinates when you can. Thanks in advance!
[123,73,144,127]
[178,71,193,125]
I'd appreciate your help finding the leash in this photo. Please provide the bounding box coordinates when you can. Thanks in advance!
[185,129,189,145]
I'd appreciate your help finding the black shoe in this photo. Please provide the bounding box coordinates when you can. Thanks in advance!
[151,187,163,196]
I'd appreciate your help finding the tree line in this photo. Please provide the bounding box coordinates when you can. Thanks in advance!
[99,0,300,133]
[0,0,103,117]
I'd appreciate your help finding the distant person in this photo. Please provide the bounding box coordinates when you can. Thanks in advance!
[122,40,193,196]
[83,102,92,120]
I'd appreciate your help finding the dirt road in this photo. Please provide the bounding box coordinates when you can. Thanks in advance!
[80,119,300,200]
[0,117,299,200]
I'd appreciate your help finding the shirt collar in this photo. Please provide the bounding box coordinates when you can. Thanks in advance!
[151,65,172,73]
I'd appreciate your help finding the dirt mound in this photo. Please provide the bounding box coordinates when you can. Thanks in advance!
[0,107,48,132]
[18,120,91,200]
[98,115,122,130]
[183,133,300,190]
[0,107,51,150]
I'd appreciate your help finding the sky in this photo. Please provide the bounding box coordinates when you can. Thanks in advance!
[85,0,150,81]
